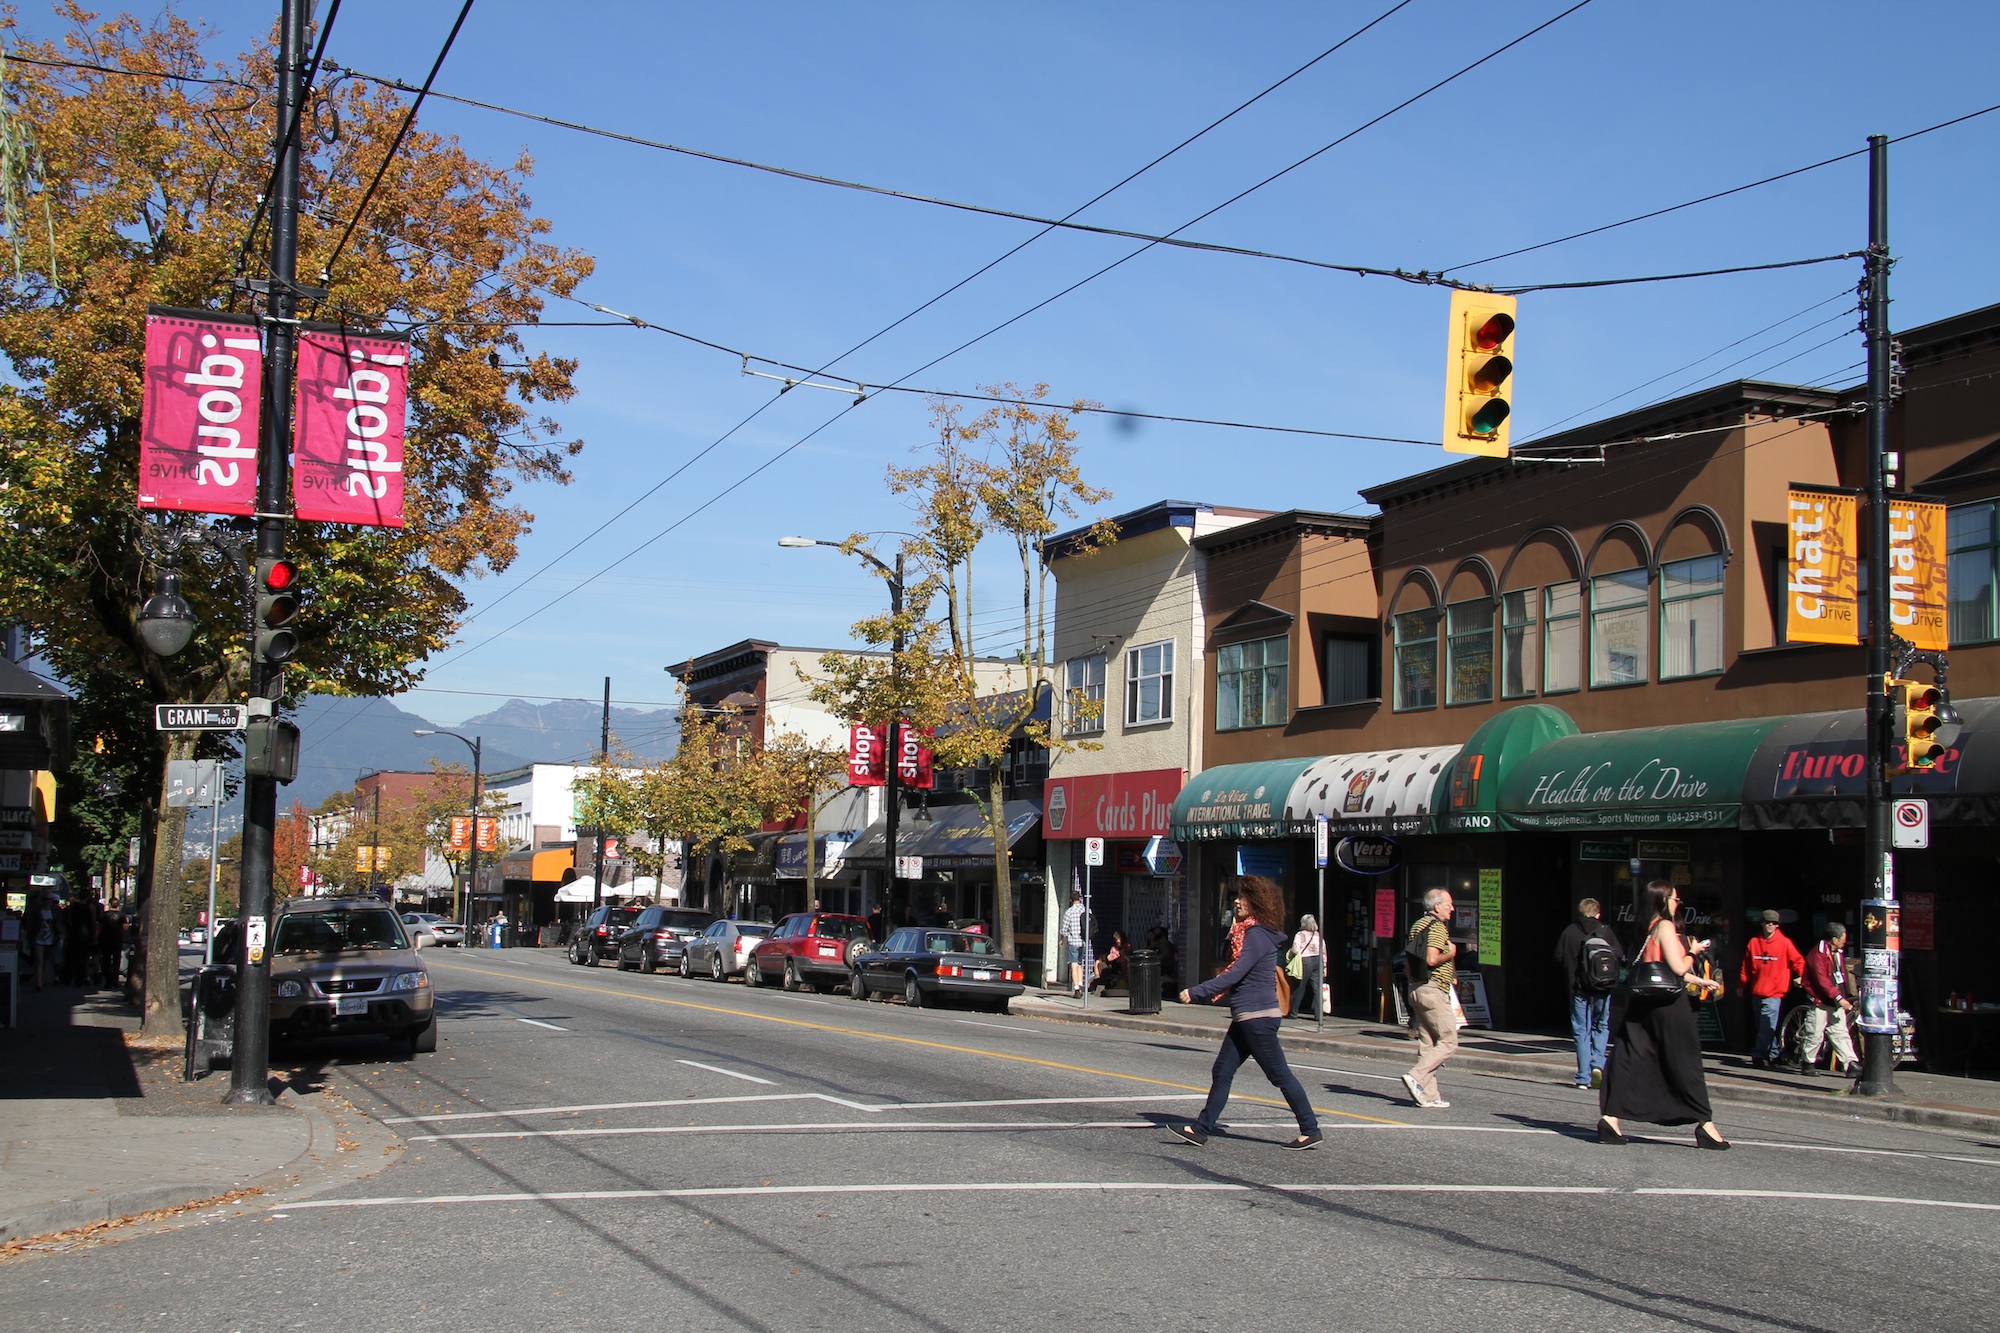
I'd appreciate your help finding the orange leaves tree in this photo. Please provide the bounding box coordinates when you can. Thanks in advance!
[0,7,590,1034]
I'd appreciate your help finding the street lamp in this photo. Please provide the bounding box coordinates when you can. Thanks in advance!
[781,535,908,920]
[136,568,199,656]
[415,729,483,945]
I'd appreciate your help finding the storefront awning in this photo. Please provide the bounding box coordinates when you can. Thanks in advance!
[775,831,862,879]
[1742,695,2000,828]
[843,800,1041,866]
[1287,746,1462,835]
[1438,703,1579,832]
[1171,758,1316,841]
[501,847,576,883]
[1495,715,1788,831]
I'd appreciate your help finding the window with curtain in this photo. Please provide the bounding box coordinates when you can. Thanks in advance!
[1124,640,1174,725]
[1949,501,1999,645]
[1590,568,1649,686]
[1445,598,1494,705]
[1660,553,1725,678]
[1501,589,1538,697]
[1544,581,1581,692]
[1323,635,1372,704]
[1216,635,1289,730]
[1063,653,1107,734]
[1393,608,1439,710]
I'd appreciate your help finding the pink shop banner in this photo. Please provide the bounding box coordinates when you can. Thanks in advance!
[292,324,410,527]
[137,307,264,515]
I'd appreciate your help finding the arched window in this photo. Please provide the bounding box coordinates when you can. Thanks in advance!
[1658,511,1728,679]
[1442,561,1496,706]
[1587,526,1652,687]
[1498,530,1583,697]
[1390,574,1441,711]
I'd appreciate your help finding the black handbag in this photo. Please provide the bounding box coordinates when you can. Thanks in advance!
[1627,960,1683,998]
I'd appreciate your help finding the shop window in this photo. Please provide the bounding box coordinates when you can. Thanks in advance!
[1445,598,1494,705]
[1217,635,1289,730]
[1500,589,1537,698]
[1544,580,1581,693]
[1393,609,1439,711]
[1590,568,1649,687]
[1659,553,1726,679]
[1948,500,1999,645]
[1063,652,1107,735]
[1124,639,1174,725]
[1322,634,1372,704]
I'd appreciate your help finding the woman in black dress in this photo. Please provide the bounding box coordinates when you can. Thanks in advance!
[1599,880,1729,1150]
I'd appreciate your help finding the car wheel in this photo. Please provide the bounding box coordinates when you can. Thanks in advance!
[904,975,923,1008]
[678,951,692,978]
[710,952,725,982]
[782,957,800,991]
[640,949,656,975]
[744,955,762,987]
[849,970,868,1001]
[617,949,633,972]
[410,1017,438,1054]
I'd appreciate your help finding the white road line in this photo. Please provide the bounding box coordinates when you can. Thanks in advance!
[515,1018,570,1031]
[1291,1062,1401,1083]
[955,1019,1045,1035]
[280,1180,2000,1213]
[407,1119,1180,1143]
[384,1093,876,1125]
[886,1094,1199,1110]
[677,1059,775,1085]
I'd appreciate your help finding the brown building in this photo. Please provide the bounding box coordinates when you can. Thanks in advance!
[1162,299,2000,1065]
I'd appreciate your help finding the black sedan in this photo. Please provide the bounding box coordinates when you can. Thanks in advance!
[615,906,717,973]
[849,928,1025,1012]
[569,904,641,966]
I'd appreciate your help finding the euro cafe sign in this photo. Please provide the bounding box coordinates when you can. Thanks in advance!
[1787,484,1944,650]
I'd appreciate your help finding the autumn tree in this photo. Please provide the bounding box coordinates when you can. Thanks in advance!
[752,728,853,904]
[0,9,591,1036]
[807,387,1112,958]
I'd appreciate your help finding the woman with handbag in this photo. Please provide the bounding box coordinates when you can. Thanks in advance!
[1287,914,1325,1018]
[1174,877,1322,1150]
[1599,880,1728,1150]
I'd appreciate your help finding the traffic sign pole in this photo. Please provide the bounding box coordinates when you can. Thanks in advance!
[1315,816,1328,1034]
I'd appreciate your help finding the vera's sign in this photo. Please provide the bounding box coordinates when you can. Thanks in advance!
[292,325,410,526]
[1786,485,1859,645]
[137,307,264,515]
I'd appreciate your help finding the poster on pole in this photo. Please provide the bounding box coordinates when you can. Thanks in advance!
[1857,897,1900,1035]
[137,307,263,516]
[292,324,410,526]
[1886,499,1948,651]
[1785,485,1859,645]
[1476,867,1503,965]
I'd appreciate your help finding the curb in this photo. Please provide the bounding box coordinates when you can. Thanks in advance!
[1013,1000,2000,1136]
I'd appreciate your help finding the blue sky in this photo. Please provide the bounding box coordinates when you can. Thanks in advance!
[36,2,2000,721]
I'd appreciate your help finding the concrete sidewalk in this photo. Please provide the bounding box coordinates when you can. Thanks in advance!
[1015,990,2000,1134]
[0,976,393,1246]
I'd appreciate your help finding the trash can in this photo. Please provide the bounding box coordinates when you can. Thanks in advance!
[1126,948,1162,1015]
[182,964,237,1081]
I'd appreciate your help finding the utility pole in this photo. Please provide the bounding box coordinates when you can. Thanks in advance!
[465,736,482,939]
[1855,133,1900,1098]
[226,0,308,1106]
[883,553,905,924]
[591,676,610,910]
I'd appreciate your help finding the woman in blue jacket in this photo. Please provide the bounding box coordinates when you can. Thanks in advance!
[1175,876,1322,1150]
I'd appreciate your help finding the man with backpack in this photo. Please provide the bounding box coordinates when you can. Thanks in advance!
[1555,897,1622,1090]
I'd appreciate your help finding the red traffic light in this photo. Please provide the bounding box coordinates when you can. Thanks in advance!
[262,559,297,591]
[1472,312,1515,352]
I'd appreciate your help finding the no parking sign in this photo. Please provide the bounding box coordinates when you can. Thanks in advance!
[1892,797,1929,849]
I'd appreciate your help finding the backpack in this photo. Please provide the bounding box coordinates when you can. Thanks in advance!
[1404,919,1436,985]
[1580,931,1619,994]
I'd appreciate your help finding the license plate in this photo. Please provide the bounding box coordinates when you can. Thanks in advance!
[818,946,837,957]
[335,996,369,1016]
[972,970,993,981]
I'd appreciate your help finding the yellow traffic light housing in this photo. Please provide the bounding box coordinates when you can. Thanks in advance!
[1443,289,1517,457]
[1904,680,1948,769]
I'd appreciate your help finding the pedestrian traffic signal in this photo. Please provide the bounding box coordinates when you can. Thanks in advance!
[254,557,300,665]
[243,715,300,782]
[1442,289,1517,457]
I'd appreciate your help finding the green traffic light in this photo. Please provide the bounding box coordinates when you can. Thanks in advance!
[1469,398,1511,436]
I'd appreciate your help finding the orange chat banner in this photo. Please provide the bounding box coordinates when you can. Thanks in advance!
[1888,499,1947,650]
[1787,487,1859,645]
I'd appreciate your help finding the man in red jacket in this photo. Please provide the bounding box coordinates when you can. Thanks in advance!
[1740,909,1805,1069]
[1786,922,1855,1076]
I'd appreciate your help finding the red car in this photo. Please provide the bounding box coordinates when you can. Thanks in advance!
[749,912,874,990]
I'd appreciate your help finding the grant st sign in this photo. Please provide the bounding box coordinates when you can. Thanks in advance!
[1495,717,1785,831]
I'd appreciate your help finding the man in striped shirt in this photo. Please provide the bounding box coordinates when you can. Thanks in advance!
[1401,888,1460,1109]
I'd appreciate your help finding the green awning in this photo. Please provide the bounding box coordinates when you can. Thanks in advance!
[1438,703,1578,832]
[1171,758,1316,841]
[1496,716,1789,831]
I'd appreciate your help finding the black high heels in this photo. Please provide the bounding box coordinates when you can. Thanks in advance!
[1596,1117,1628,1145]
[1696,1124,1731,1151]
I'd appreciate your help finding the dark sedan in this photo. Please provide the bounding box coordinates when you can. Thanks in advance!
[616,906,717,973]
[849,928,1025,1012]
[569,903,642,966]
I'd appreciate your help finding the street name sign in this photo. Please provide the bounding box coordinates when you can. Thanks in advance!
[155,704,247,731]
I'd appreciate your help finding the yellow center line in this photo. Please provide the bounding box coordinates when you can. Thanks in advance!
[434,958,1405,1126]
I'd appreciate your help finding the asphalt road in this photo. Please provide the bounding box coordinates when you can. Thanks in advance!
[6,945,1997,1331]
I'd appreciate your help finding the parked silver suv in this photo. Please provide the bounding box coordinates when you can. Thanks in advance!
[269,897,437,1053]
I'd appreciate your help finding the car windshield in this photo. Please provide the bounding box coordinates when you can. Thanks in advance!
[274,909,408,955]
[737,923,774,937]
[606,910,640,930]
[921,932,1000,956]
[664,911,713,931]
